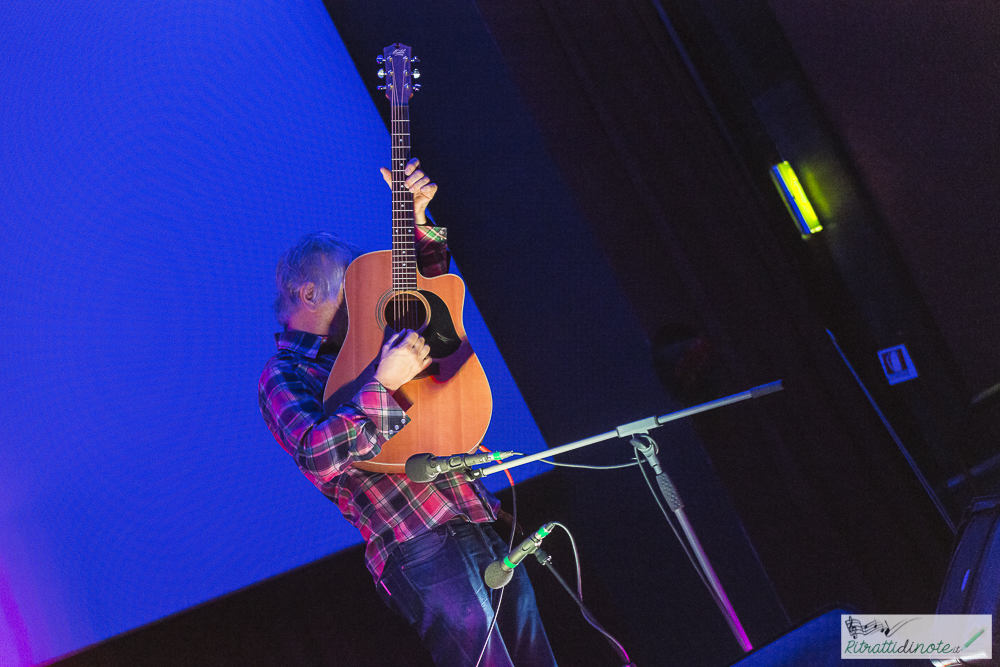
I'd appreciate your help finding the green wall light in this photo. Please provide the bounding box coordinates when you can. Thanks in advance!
[770,161,822,236]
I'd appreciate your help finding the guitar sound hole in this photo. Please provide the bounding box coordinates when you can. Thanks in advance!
[384,292,429,333]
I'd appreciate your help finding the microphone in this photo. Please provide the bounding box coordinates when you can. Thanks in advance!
[484,522,557,589]
[405,451,515,483]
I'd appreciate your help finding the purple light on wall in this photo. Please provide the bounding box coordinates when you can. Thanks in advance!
[0,561,35,667]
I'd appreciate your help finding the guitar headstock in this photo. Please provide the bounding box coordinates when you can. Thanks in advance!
[376,43,420,106]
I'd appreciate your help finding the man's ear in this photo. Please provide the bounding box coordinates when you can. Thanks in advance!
[298,282,320,312]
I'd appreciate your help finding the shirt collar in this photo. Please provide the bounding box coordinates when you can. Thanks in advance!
[274,330,326,359]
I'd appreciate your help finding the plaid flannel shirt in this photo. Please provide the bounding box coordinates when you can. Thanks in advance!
[259,225,499,580]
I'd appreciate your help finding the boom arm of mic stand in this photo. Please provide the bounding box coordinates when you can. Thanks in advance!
[467,380,783,480]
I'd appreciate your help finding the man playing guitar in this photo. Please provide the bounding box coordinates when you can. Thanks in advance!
[258,159,557,666]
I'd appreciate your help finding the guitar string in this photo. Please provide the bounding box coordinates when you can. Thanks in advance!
[392,75,400,332]
[403,99,413,331]
[390,65,416,333]
[392,72,399,332]
[391,74,397,331]
[392,80,399,331]
[392,81,398,332]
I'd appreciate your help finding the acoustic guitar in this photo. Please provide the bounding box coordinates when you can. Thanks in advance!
[323,43,493,474]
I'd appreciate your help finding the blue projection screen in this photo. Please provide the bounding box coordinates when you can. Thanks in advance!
[0,2,548,664]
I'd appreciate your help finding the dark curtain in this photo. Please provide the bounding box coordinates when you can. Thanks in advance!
[473,0,955,619]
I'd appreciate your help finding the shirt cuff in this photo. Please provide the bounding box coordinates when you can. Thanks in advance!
[415,225,449,277]
[352,381,410,442]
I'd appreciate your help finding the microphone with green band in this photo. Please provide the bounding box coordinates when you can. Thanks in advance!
[484,522,556,589]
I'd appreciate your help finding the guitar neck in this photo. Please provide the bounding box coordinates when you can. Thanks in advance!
[387,45,416,293]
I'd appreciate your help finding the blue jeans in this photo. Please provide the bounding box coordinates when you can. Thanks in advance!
[377,521,558,666]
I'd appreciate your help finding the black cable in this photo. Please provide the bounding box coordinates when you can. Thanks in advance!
[537,523,632,665]
[473,471,516,667]
[536,458,641,470]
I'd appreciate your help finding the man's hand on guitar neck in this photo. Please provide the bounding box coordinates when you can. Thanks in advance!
[374,330,432,392]
[380,157,438,226]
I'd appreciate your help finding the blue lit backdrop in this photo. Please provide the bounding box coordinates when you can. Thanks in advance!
[0,2,548,664]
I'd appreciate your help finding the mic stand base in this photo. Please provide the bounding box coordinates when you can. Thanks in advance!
[533,548,636,667]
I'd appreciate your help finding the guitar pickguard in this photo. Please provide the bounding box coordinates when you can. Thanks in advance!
[415,290,462,358]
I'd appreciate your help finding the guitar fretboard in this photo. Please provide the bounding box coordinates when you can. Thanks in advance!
[390,83,415,293]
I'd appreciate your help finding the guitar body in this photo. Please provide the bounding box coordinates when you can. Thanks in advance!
[323,250,493,473]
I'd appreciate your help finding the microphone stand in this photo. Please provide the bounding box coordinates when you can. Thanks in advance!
[532,548,636,667]
[466,380,783,653]
[630,433,751,652]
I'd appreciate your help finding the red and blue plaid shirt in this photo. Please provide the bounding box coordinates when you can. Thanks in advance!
[258,225,499,580]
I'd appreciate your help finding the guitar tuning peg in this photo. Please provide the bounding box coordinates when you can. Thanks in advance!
[413,84,421,90]
[411,56,419,63]
[377,85,387,91]
[376,55,385,64]
[377,68,386,79]
[412,69,420,79]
